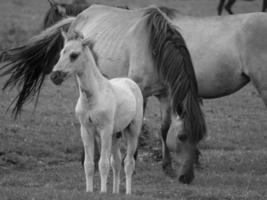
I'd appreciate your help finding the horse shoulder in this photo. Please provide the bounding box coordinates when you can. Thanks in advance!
[125,15,160,96]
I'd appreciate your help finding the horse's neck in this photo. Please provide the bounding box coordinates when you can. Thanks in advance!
[77,50,108,102]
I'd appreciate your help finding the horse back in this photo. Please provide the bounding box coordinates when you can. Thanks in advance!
[68,5,146,78]
[171,14,256,97]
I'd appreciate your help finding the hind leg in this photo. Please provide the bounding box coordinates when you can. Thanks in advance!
[225,0,236,14]
[263,0,267,12]
[217,0,226,15]
[124,118,142,194]
[124,128,138,194]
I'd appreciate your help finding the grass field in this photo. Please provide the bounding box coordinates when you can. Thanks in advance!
[0,0,267,199]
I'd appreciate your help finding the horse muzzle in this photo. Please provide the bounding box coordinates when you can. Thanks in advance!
[50,71,68,85]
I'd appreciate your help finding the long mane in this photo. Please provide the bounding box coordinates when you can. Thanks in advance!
[0,17,75,117]
[144,7,206,143]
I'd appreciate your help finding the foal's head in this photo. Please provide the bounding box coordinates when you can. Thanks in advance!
[50,31,96,85]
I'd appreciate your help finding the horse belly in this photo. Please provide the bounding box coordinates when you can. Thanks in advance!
[111,79,138,133]
[177,19,249,98]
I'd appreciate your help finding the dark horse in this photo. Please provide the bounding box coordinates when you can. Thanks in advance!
[218,0,267,15]
[44,0,129,29]
[0,5,206,184]
[44,0,90,29]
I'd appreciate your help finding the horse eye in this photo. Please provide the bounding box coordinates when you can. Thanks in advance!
[69,52,80,61]
[177,133,187,142]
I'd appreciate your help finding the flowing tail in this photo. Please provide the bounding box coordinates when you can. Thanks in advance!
[0,17,75,117]
[145,7,206,144]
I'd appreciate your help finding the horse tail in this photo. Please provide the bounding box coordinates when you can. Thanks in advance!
[144,7,206,143]
[0,17,76,117]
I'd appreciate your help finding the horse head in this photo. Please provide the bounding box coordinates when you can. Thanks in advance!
[50,30,95,85]
[44,0,67,29]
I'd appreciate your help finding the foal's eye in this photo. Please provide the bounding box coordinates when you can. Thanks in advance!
[69,52,80,61]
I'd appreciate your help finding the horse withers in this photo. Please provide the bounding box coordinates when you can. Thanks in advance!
[50,30,143,194]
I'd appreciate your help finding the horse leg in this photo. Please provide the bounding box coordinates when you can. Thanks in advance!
[80,124,95,192]
[263,0,267,12]
[124,129,138,194]
[80,136,100,171]
[124,118,141,194]
[98,128,112,193]
[156,94,177,177]
[225,0,236,15]
[110,134,122,194]
[218,0,226,15]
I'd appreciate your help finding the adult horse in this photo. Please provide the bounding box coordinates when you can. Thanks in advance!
[43,0,129,29]
[44,0,90,29]
[0,5,206,184]
[217,0,267,15]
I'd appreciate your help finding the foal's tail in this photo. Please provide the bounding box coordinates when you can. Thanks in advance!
[145,7,206,143]
[0,17,75,117]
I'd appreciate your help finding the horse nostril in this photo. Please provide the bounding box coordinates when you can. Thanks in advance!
[50,71,59,82]
[178,134,187,142]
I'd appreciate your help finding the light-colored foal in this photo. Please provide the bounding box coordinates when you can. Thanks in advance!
[50,31,143,194]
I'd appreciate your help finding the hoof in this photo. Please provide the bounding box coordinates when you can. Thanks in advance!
[225,6,233,15]
[163,165,177,178]
[179,173,194,184]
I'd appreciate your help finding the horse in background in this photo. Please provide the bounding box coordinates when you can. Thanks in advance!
[44,0,90,29]
[217,0,267,15]
[50,30,143,194]
[43,0,129,29]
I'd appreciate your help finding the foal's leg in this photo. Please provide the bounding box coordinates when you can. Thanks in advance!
[80,124,95,192]
[111,134,122,194]
[156,95,176,177]
[99,127,113,193]
[124,120,141,194]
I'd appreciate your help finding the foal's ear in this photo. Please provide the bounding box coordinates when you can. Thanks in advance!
[60,28,68,42]
[82,38,95,50]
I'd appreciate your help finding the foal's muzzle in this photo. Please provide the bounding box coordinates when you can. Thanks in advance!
[50,71,68,85]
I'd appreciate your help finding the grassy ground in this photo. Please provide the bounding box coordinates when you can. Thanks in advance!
[0,0,267,199]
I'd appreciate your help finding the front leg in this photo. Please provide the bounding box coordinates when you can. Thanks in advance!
[157,94,176,177]
[98,125,113,193]
[80,124,95,192]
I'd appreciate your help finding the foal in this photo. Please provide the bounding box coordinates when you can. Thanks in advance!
[50,31,143,194]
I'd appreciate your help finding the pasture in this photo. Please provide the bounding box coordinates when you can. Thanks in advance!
[0,0,267,199]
